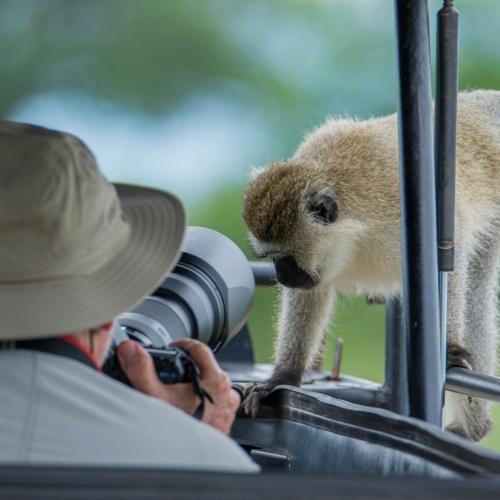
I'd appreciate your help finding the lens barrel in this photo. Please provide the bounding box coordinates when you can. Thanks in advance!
[117,227,255,351]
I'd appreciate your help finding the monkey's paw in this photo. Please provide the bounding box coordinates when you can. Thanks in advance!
[447,418,493,442]
[447,341,474,371]
[242,382,277,418]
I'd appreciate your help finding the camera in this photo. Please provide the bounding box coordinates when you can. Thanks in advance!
[104,343,201,385]
[104,226,255,385]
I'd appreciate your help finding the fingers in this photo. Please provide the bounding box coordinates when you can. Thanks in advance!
[170,339,221,377]
[169,340,241,435]
[117,340,227,419]
[160,383,200,415]
[242,382,275,418]
[117,340,162,398]
[118,338,241,434]
[228,388,241,412]
[202,387,241,435]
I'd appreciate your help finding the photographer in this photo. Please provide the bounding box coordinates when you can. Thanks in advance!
[0,122,258,472]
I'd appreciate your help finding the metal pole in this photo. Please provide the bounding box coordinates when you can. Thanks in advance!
[446,368,500,403]
[384,298,409,415]
[250,262,277,286]
[394,0,442,426]
[434,0,459,425]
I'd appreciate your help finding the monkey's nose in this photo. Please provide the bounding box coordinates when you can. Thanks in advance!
[273,256,319,289]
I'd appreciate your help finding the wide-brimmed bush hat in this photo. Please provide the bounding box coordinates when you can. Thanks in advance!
[0,121,185,340]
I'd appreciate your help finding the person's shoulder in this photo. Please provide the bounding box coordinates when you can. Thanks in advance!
[34,352,259,472]
[105,375,260,472]
[99,366,260,472]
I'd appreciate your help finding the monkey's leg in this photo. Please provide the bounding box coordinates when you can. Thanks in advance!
[445,233,499,441]
[243,285,336,417]
[443,240,471,434]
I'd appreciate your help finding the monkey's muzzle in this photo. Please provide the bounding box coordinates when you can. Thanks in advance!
[273,256,319,289]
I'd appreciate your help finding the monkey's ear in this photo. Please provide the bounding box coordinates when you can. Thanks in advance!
[306,192,338,224]
[249,166,265,181]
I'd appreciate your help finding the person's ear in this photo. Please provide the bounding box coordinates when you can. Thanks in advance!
[91,320,115,366]
[100,321,114,334]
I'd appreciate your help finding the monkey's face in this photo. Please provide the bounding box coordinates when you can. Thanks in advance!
[243,162,366,289]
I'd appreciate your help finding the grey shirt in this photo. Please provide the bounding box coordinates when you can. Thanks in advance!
[0,350,258,472]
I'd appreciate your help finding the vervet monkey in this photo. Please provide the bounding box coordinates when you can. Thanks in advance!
[242,90,500,441]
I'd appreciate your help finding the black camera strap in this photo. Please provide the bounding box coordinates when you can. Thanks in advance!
[192,376,214,420]
[10,337,99,371]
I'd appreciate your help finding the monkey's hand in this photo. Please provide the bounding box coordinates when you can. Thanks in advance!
[447,341,474,371]
[444,342,493,441]
[242,382,277,418]
[242,373,301,418]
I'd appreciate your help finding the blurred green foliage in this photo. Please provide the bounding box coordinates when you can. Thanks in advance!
[1,0,499,451]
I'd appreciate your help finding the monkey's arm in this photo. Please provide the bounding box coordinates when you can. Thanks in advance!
[444,227,499,441]
[243,285,336,417]
[273,285,337,383]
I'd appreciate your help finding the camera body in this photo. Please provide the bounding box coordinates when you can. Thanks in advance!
[104,343,199,385]
[103,226,255,385]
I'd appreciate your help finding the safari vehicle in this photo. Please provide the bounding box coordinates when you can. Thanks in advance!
[1,0,500,498]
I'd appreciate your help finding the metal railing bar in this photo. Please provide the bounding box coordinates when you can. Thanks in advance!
[393,0,443,427]
[384,298,409,415]
[250,262,277,286]
[446,368,500,403]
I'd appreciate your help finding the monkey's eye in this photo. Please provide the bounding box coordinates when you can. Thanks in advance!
[307,193,338,224]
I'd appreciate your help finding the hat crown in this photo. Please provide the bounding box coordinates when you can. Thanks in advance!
[0,122,130,283]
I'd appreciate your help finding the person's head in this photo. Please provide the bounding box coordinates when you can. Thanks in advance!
[0,121,186,359]
[56,322,113,367]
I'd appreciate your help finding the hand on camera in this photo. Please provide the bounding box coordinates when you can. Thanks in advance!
[117,339,240,435]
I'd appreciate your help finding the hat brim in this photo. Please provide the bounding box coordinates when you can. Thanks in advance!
[0,184,185,340]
